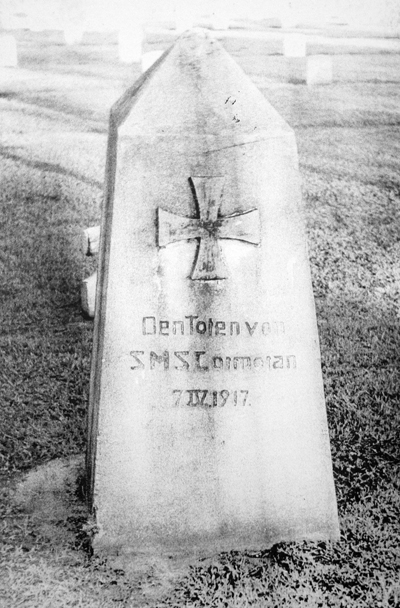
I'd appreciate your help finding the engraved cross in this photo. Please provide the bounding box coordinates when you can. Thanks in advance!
[157,177,260,281]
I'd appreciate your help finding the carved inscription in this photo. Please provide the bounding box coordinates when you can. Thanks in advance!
[142,316,285,336]
[173,389,251,407]
[130,351,297,371]
[132,315,297,411]
[131,315,297,374]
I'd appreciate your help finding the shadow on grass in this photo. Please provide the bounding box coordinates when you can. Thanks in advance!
[0,145,103,190]
[3,93,110,134]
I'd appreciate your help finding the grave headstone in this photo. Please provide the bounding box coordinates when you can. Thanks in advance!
[141,50,164,73]
[81,225,100,318]
[174,5,194,32]
[283,33,306,57]
[307,55,333,86]
[0,34,18,67]
[118,25,143,63]
[175,15,194,32]
[87,29,339,560]
[81,271,97,318]
[82,226,100,257]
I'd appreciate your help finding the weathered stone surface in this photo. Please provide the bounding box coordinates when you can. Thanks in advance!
[88,29,339,559]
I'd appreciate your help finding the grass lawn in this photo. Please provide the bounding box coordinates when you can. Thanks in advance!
[1,26,399,607]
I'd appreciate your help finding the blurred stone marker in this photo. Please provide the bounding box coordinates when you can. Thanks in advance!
[283,33,306,57]
[87,29,340,560]
[81,225,100,318]
[141,50,164,73]
[0,34,18,67]
[279,0,299,28]
[307,55,333,86]
[81,271,97,318]
[118,25,143,63]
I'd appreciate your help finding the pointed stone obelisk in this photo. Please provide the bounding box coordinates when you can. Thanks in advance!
[87,29,339,559]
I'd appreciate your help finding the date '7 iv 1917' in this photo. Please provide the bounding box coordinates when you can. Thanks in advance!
[172,389,251,408]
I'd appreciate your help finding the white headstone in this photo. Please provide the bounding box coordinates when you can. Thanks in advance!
[280,13,298,28]
[307,55,333,86]
[141,50,164,73]
[87,30,340,560]
[283,33,306,57]
[118,27,143,63]
[0,34,18,67]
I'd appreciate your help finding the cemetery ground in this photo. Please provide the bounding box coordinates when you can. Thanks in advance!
[1,26,400,608]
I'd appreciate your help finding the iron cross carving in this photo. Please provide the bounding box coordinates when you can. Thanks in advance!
[157,177,260,281]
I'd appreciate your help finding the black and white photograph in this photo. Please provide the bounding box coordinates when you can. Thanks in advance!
[1,0,399,606]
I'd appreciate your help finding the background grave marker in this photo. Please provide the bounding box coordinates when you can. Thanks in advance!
[88,29,339,559]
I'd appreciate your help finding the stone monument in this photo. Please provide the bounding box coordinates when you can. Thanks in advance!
[87,29,339,559]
